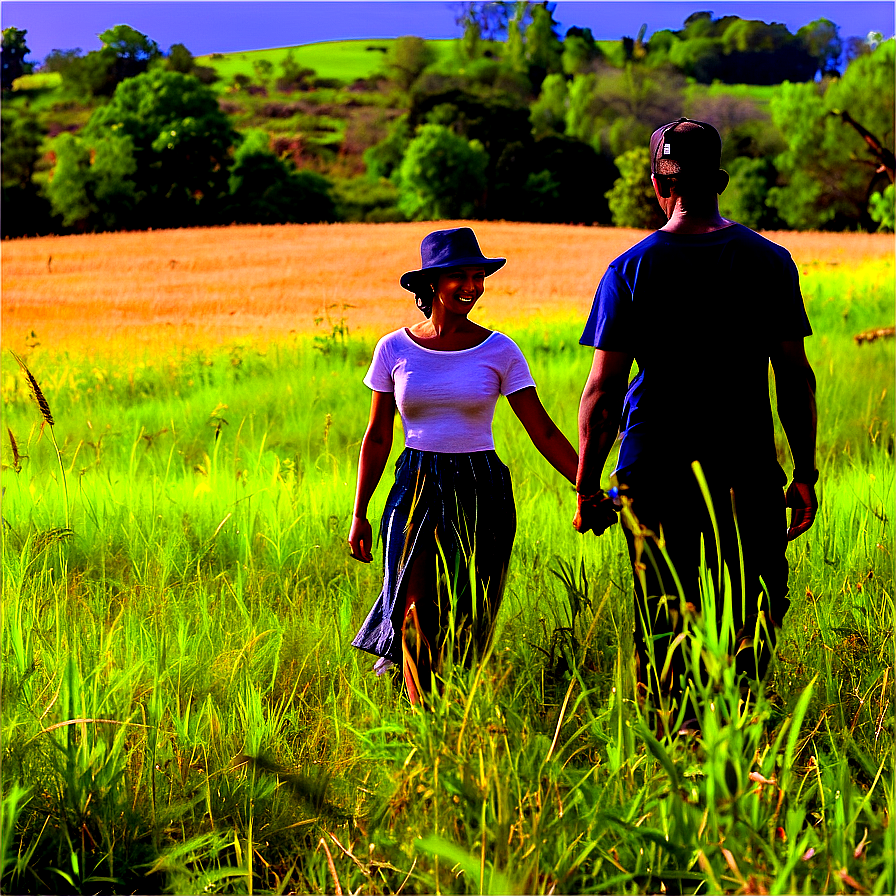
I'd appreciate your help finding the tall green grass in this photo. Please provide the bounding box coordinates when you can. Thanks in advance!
[1,264,893,893]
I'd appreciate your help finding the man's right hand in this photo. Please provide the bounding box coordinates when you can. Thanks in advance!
[573,492,618,536]
[785,480,818,541]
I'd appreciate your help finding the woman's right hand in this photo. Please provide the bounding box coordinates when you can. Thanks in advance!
[349,515,374,562]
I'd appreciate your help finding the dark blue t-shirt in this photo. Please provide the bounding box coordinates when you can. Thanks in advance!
[580,224,812,484]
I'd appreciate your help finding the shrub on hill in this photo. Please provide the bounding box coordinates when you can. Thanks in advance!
[396,123,488,219]
[225,128,336,224]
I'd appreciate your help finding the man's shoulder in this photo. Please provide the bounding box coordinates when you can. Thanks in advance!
[724,223,794,259]
[608,231,667,268]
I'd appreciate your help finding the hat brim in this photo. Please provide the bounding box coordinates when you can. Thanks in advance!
[400,257,506,293]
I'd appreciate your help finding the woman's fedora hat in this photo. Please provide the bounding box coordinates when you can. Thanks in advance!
[400,227,506,294]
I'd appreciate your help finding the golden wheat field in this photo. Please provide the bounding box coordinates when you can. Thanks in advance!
[2,221,893,352]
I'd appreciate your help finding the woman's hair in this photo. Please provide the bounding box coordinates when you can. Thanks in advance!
[414,272,438,319]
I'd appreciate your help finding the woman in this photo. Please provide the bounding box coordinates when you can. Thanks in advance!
[348,227,578,705]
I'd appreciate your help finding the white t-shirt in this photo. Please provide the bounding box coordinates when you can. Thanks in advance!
[364,328,536,453]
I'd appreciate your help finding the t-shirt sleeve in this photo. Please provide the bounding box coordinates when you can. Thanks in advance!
[498,337,537,396]
[579,264,634,352]
[362,335,395,392]
[775,252,813,340]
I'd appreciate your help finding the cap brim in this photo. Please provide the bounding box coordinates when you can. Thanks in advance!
[400,257,506,293]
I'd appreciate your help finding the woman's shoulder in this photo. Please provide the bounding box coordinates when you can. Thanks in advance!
[483,330,525,355]
[372,328,410,352]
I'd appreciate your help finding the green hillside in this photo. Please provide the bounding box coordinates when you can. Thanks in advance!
[197,38,461,86]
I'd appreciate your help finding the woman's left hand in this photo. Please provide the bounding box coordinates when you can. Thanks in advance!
[349,515,374,562]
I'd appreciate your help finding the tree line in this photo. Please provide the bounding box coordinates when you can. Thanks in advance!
[1,4,893,239]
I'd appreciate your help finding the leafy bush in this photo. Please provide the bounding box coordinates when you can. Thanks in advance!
[396,123,488,219]
[869,183,895,232]
[605,146,666,229]
[226,128,336,224]
[331,176,404,222]
[719,156,782,230]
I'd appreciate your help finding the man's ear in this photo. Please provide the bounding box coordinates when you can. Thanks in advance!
[652,174,671,198]
[716,169,730,195]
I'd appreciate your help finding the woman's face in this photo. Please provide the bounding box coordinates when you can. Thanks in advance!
[434,265,486,316]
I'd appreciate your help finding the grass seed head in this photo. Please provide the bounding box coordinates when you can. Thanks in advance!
[11,351,55,427]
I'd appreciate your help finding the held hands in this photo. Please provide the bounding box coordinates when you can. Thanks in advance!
[573,491,618,536]
[348,515,374,562]
[785,479,819,541]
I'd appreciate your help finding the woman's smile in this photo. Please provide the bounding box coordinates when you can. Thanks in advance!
[436,266,486,313]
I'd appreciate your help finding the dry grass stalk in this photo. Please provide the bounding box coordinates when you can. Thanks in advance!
[10,351,55,426]
[9,350,69,527]
[854,326,895,345]
[7,427,23,473]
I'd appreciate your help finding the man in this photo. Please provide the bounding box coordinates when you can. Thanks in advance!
[574,118,818,729]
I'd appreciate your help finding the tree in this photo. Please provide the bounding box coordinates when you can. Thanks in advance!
[452,3,513,41]
[99,24,160,80]
[564,73,598,143]
[605,146,665,229]
[525,2,563,84]
[681,12,715,39]
[562,26,601,75]
[529,72,567,137]
[165,43,195,74]
[505,2,530,75]
[46,132,142,231]
[60,49,116,98]
[363,115,413,181]
[385,37,436,92]
[277,51,315,92]
[868,183,894,231]
[252,58,273,87]
[769,39,895,229]
[668,37,724,82]
[42,48,82,74]
[522,136,617,224]
[76,70,236,227]
[59,24,160,98]
[396,124,488,219]
[1,105,54,237]
[226,129,335,224]
[645,29,678,67]
[718,156,782,230]
[798,18,843,78]
[1,27,30,90]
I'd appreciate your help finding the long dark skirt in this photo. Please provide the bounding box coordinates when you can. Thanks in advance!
[352,448,516,672]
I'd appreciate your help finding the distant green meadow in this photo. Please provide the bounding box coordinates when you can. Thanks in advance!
[197,38,460,85]
[1,259,893,893]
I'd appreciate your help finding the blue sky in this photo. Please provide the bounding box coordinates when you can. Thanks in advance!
[3,1,894,64]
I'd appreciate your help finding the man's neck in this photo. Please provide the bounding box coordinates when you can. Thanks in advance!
[660,197,735,235]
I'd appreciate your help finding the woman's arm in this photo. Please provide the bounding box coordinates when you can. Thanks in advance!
[506,387,578,484]
[349,390,396,562]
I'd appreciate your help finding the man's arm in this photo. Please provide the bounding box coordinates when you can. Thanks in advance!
[574,348,633,534]
[769,339,818,541]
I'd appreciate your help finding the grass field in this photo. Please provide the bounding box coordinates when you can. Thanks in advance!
[197,39,460,86]
[1,223,894,894]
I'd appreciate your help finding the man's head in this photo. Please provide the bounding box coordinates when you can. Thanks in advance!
[649,118,728,197]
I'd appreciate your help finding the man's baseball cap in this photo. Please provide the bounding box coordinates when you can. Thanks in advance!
[650,118,722,177]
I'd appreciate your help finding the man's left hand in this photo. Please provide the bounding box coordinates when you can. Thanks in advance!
[785,480,818,541]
